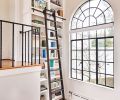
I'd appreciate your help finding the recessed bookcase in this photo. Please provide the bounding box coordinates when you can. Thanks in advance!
[31,0,64,99]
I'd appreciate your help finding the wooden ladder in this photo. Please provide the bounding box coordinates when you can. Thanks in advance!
[43,7,65,100]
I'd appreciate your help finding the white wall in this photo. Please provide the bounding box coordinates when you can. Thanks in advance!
[0,72,40,100]
[63,0,120,100]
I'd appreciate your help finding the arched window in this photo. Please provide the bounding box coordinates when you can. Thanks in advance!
[70,0,114,88]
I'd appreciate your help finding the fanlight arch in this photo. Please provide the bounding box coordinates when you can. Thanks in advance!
[71,0,114,29]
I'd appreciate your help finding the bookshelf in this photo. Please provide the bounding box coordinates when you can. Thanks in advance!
[31,0,64,99]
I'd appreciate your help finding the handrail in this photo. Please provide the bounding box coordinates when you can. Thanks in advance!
[0,19,41,68]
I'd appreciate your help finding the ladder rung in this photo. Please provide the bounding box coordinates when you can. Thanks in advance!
[51,79,63,83]
[52,89,64,94]
[47,28,57,31]
[47,19,54,22]
[49,48,59,50]
[49,58,60,60]
[50,68,60,71]
[48,38,57,40]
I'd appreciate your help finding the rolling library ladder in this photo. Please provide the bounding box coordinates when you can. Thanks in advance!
[43,7,65,100]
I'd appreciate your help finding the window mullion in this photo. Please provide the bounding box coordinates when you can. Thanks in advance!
[96,38,98,84]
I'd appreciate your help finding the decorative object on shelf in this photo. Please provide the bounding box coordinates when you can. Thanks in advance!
[57,10,63,17]
[40,95,45,100]
[55,91,61,96]
[51,0,62,6]
[50,59,54,67]
[40,72,46,78]
[51,42,56,47]
[50,32,55,37]
[42,40,46,47]
[32,19,44,25]
[42,49,47,58]
[50,50,55,57]
[35,0,47,10]
[41,85,47,91]
[42,62,45,69]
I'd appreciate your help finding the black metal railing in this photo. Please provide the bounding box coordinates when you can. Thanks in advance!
[0,20,41,68]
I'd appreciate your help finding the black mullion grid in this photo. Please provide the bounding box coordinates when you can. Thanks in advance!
[88,0,90,82]
[93,0,101,16]
[73,68,114,76]
[81,32,84,80]
[113,37,114,88]
[76,33,77,79]
[96,6,110,19]
[71,40,72,78]
[71,36,114,41]
[104,29,107,86]
[96,30,98,84]
[97,37,106,85]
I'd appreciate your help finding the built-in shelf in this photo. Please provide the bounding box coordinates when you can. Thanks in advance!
[50,2,63,10]
[40,89,48,94]
[40,77,48,82]
[31,0,64,99]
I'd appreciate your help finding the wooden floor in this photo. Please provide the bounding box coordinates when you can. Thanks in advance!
[0,60,43,70]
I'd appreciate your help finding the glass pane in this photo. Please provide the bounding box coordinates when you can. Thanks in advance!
[97,29,105,37]
[94,9,102,18]
[77,51,81,59]
[77,20,82,28]
[77,41,82,49]
[72,51,76,59]
[104,7,114,23]
[98,0,110,11]
[90,8,96,15]
[72,60,76,69]
[77,70,82,79]
[77,60,82,70]
[90,39,96,49]
[106,63,113,75]
[81,2,89,11]
[83,61,89,71]
[83,9,89,17]
[98,62,105,74]
[98,39,105,49]
[77,32,82,39]
[90,16,96,26]
[106,51,113,62]
[106,38,113,49]
[106,75,114,87]
[90,72,96,83]
[83,71,89,82]
[83,17,89,27]
[71,33,76,40]
[83,31,89,38]
[72,41,76,50]
[90,30,96,38]
[90,51,96,61]
[106,28,113,37]
[90,0,99,7]
[90,61,96,72]
[72,69,76,78]
[83,40,89,50]
[74,8,82,18]
[97,14,105,24]
[71,18,77,29]
[98,51,105,61]
[98,74,105,85]
[83,51,89,60]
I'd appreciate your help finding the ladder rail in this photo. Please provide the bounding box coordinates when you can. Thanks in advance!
[52,11,65,100]
[43,8,53,100]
